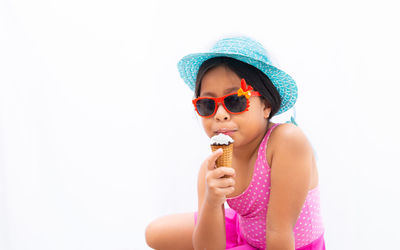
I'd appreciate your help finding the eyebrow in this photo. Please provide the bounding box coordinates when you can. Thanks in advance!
[200,87,239,97]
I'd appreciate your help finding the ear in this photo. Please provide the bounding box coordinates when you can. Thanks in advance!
[262,99,271,119]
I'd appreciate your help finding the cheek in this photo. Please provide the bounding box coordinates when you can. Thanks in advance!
[239,107,267,127]
[201,118,214,135]
[248,100,267,118]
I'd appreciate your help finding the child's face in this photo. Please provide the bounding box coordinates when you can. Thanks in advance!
[199,65,271,148]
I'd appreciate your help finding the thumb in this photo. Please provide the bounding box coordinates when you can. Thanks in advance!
[207,148,223,170]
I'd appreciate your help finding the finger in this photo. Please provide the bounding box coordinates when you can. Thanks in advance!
[211,167,235,179]
[215,186,235,196]
[216,176,235,188]
[206,148,224,171]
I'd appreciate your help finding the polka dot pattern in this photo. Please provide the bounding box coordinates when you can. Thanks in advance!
[226,123,325,249]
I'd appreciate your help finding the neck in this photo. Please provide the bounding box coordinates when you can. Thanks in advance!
[232,121,274,164]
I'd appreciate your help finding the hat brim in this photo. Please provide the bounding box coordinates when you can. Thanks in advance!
[177,52,297,115]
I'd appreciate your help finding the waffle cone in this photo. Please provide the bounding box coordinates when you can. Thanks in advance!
[210,143,233,168]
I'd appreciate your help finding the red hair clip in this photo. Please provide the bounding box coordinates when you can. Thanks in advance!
[237,79,254,99]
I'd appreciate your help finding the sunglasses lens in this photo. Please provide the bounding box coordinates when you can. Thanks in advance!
[196,99,216,116]
[224,94,247,113]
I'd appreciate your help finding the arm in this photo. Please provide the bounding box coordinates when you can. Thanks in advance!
[192,162,226,250]
[266,124,313,250]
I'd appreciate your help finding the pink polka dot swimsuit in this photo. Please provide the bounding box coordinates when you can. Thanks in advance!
[226,123,325,249]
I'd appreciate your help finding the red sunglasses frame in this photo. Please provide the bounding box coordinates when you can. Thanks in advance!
[192,79,261,118]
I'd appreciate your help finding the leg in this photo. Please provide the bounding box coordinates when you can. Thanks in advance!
[145,212,195,250]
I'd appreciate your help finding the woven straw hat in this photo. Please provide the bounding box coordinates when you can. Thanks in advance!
[177,36,298,116]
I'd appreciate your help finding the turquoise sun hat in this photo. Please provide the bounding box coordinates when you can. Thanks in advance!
[177,36,298,117]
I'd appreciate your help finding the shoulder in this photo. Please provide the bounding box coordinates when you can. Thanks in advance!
[269,123,313,155]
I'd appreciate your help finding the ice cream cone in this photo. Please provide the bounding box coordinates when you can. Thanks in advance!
[210,134,234,178]
[210,143,233,168]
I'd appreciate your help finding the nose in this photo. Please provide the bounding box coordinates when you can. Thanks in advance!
[214,103,230,121]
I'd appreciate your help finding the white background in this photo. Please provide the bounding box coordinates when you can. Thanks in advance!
[1,0,400,249]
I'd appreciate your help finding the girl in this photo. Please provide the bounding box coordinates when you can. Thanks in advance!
[145,36,325,250]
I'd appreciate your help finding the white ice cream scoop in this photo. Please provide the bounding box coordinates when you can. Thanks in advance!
[210,133,234,146]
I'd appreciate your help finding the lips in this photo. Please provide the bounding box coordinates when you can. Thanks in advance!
[215,129,237,135]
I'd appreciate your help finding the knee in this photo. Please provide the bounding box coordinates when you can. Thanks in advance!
[145,220,160,249]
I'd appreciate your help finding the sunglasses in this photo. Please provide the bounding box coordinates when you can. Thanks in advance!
[192,79,261,117]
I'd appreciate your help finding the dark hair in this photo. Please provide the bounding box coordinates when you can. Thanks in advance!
[194,56,282,120]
